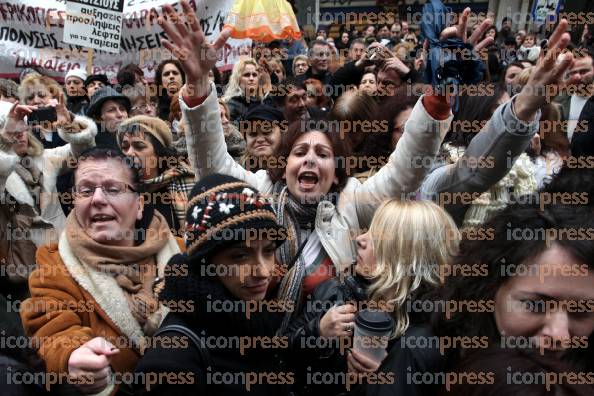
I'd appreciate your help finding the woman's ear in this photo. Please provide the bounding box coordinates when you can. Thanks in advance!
[333,174,339,185]
[136,193,144,221]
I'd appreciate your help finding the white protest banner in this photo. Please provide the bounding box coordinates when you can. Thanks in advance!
[0,0,251,81]
[531,0,561,27]
[63,0,124,54]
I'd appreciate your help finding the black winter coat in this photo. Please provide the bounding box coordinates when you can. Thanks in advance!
[134,274,291,396]
[572,95,594,156]
[366,325,446,396]
[226,94,274,125]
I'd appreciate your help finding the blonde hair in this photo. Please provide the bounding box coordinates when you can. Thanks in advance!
[223,58,259,101]
[0,107,44,158]
[511,66,534,88]
[268,59,286,80]
[366,199,460,338]
[18,74,64,103]
[217,98,230,115]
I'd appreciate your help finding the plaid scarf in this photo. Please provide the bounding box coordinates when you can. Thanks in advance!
[272,182,338,334]
[143,162,195,229]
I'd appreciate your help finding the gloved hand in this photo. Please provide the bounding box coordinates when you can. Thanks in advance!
[420,1,493,95]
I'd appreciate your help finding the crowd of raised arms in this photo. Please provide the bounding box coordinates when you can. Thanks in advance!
[1,1,594,395]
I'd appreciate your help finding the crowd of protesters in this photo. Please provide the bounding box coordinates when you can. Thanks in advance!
[1,1,594,395]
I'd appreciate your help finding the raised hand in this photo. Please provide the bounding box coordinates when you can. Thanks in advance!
[1,102,36,144]
[7,101,37,121]
[355,42,384,70]
[437,8,494,51]
[382,56,410,77]
[158,0,231,98]
[55,92,74,125]
[515,19,579,122]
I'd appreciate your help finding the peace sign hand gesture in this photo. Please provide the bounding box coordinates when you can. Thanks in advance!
[158,0,231,99]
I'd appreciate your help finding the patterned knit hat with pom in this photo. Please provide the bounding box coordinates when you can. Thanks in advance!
[182,173,286,262]
[158,173,287,325]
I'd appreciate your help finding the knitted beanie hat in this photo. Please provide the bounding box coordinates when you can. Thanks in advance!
[65,68,87,83]
[157,173,287,303]
[117,115,173,148]
[183,173,286,261]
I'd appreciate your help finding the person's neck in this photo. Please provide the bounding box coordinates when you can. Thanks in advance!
[311,68,326,76]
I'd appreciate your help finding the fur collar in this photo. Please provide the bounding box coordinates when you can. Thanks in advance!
[5,171,35,207]
[58,231,181,349]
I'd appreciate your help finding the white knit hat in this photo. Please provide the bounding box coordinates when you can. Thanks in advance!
[65,68,87,82]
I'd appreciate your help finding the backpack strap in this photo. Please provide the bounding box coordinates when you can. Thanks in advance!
[154,324,213,395]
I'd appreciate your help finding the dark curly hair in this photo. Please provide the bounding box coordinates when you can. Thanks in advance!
[155,59,186,95]
[429,202,594,368]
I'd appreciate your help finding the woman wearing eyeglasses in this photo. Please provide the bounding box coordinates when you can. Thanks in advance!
[129,89,158,118]
[20,147,184,396]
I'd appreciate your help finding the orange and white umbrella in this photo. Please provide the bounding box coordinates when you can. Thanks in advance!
[224,0,301,42]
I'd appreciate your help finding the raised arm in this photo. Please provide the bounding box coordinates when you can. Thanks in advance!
[45,95,98,174]
[420,19,580,223]
[0,103,33,196]
[352,9,495,226]
[158,1,263,187]
[351,92,453,225]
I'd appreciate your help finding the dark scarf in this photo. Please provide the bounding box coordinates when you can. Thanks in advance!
[14,156,43,214]
[160,254,284,339]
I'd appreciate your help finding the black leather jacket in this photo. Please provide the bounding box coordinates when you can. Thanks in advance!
[286,275,370,396]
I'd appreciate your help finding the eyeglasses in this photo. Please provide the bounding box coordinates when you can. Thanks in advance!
[131,103,156,112]
[405,38,416,43]
[73,182,137,199]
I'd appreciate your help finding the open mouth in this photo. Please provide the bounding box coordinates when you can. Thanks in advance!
[91,214,116,224]
[298,171,319,190]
